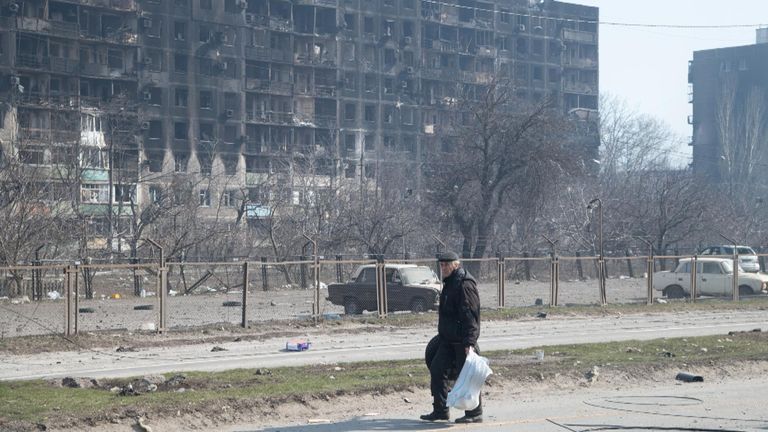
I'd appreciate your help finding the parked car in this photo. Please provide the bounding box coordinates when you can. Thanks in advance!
[699,245,760,272]
[327,264,441,315]
[653,257,767,298]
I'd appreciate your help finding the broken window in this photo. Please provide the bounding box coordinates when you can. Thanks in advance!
[343,13,356,30]
[364,104,376,122]
[383,106,394,123]
[174,122,188,139]
[402,106,414,125]
[344,72,356,90]
[344,103,356,121]
[363,16,374,34]
[365,74,377,93]
[114,184,135,203]
[345,134,356,154]
[145,87,162,105]
[364,134,375,151]
[175,88,188,107]
[199,90,213,109]
[199,122,214,141]
[174,152,188,172]
[174,54,188,73]
[199,189,211,206]
[174,21,186,40]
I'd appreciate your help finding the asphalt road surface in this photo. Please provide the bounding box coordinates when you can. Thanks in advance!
[232,376,768,432]
[1,310,766,381]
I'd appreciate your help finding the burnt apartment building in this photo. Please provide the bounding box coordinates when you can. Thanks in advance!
[0,0,598,240]
[688,28,768,185]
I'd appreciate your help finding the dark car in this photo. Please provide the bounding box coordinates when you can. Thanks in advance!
[327,264,441,315]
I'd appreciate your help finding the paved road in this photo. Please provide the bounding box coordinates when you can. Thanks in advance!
[1,310,766,381]
[234,376,768,431]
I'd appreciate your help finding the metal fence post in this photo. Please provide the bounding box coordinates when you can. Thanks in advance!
[550,253,560,307]
[690,255,697,303]
[497,255,505,308]
[336,255,343,283]
[522,252,531,281]
[261,256,268,291]
[241,261,249,328]
[74,263,80,335]
[646,252,654,305]
[64,265,73,337]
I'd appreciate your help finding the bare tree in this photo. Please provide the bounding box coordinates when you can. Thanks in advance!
[423,79,581,260]
[716,76,768,194]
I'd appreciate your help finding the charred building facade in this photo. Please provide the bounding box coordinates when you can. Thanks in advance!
[0,0,598,243]
[688,29,768,186]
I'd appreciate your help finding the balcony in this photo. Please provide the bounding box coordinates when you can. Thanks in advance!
[563,28,596,44]
[50,57,80,74]
[80,0,138,11]
[563,57,598,69]
[269,17,292,32]
[16,17,79,38]
[563,81,597,95]
[245,46,270,61]
[293,0,337,6]
[15,53,49,69]
[316,86,335,97]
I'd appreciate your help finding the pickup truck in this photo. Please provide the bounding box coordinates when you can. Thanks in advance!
[327,264,441,315]
[653,257,767,298]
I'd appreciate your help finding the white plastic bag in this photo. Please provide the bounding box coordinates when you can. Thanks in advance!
[447,347,492,410]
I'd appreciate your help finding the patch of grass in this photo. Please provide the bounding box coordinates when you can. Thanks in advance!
[2,331,766,431]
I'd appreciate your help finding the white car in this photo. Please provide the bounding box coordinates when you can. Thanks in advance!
[699,245,761,272]
[653,257,767,298]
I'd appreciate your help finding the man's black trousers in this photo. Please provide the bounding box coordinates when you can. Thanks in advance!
[429,338,482,416]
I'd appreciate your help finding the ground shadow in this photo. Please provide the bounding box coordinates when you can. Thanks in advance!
[233,417,454,432]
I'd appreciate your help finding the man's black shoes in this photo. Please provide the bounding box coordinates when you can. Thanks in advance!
[420,411,450,421]
[455,414,483,424]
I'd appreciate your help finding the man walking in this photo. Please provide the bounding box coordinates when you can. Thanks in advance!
[420,251,483,423]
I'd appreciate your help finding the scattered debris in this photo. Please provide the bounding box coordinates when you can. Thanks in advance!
[46,291,61,300]
[255,369,271,376]
[139,322,156,332]
[134,304,154,311]
[166,374,187,386]
[625,347,642,353]
[61,377,99,389]
[10,296,31,305]
[78,307,95,314]
[660,351,675,358]
[536,312,547,319]
[307,418,331,424]
[234,337,243,342]
[585,366,600,383]
[655,298,667,304]
[135,417,153,432]
[675,372,703,383]
[116,346,138,353]
[211,346,227,352]
[222,301,242,307]
[403,397,411,403]
[286,338,311,351]
[364,412,380,416]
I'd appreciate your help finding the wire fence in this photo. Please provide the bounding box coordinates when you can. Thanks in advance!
[1,252,765,338]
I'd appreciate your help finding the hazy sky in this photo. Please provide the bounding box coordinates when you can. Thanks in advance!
[573,0,768,163]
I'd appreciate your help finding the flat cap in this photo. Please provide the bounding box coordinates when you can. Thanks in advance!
[437,251,460,262]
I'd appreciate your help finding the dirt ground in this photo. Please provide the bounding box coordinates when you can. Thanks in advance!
[29,359,768,432]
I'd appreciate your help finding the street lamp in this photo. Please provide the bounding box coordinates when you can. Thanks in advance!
[587,198,606,305]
